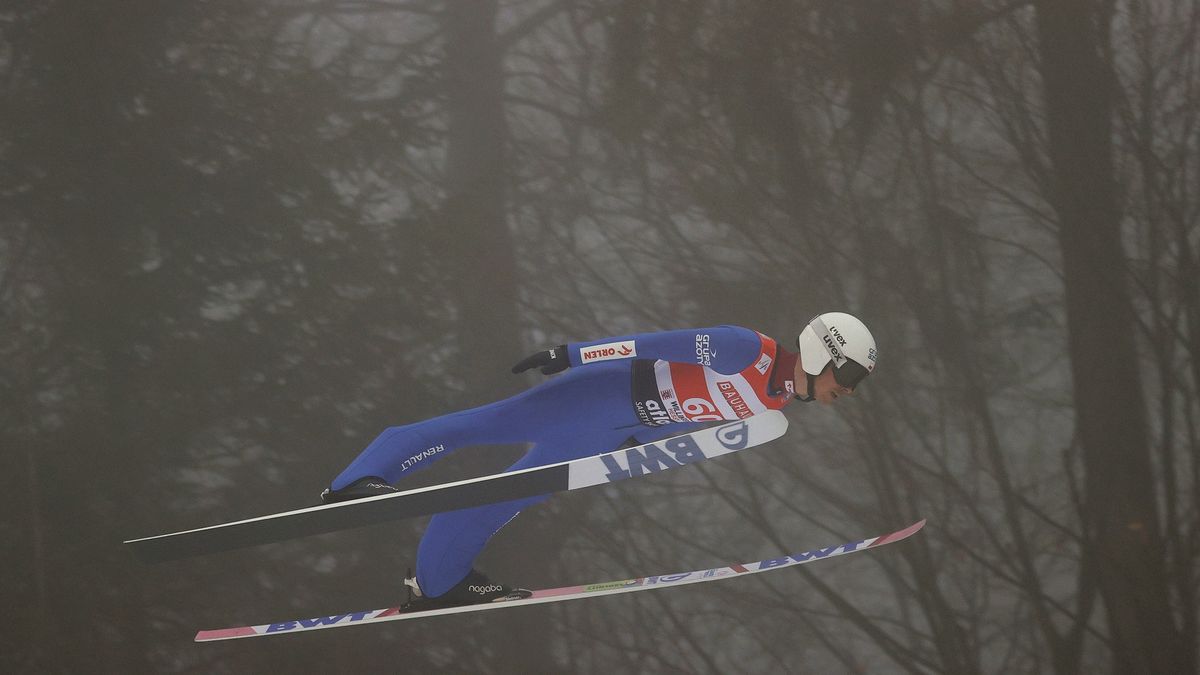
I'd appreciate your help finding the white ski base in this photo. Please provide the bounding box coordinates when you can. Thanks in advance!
[196,519,925,641]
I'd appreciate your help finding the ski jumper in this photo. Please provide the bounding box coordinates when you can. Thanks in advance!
[331,325,799,597]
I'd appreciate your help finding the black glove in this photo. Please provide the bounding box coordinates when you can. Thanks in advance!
[511,345,570,375]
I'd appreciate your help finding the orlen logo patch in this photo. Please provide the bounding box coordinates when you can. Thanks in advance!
[579,340,636,364]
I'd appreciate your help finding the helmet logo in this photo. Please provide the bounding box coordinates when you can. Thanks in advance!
[828,326,848,346]
[822,334,846,364]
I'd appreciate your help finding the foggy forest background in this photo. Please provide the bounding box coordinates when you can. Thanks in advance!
[2,0,1198,673]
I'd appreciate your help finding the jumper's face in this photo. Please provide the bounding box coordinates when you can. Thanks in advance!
[792,356,856,404]
[811,365,855,405]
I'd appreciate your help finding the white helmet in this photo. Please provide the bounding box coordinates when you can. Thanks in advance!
[797,312,877,390]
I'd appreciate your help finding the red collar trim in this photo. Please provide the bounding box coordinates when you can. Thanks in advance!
[771,347,798,398]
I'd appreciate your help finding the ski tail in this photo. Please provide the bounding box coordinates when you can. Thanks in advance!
[195,519,925,641]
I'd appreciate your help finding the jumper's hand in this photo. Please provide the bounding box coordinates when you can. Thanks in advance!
[511,345,569,375]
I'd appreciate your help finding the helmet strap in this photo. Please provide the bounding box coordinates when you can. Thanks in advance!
[794,372,818,403]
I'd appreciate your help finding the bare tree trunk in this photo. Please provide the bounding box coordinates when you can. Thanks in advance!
[440,1,522,391]
[21,440,49,666]
[1034,1,1189,672]
[439,4,560,672]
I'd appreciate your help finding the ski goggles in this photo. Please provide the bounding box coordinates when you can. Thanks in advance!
[833,359,870,389]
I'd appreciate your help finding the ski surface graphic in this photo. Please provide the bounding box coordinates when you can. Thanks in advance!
[127,411,788,563]
[195,519,924,642]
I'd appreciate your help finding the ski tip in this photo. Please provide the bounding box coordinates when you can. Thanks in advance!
[869,519,926,548]
[195,626,258,642]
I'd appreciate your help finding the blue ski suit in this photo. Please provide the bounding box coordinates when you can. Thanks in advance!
[331,326,795,597]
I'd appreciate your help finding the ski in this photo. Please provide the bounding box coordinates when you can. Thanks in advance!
[195,519,924,641]
[126,411,788,563]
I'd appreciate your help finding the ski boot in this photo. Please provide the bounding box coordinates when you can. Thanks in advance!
[401,568,531,612]
[320,476,399,504]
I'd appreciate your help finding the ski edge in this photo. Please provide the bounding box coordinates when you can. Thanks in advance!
[194,518,925,642]
[126,411,789,561]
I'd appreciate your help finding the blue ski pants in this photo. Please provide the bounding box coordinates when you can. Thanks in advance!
[331,361,700,597]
